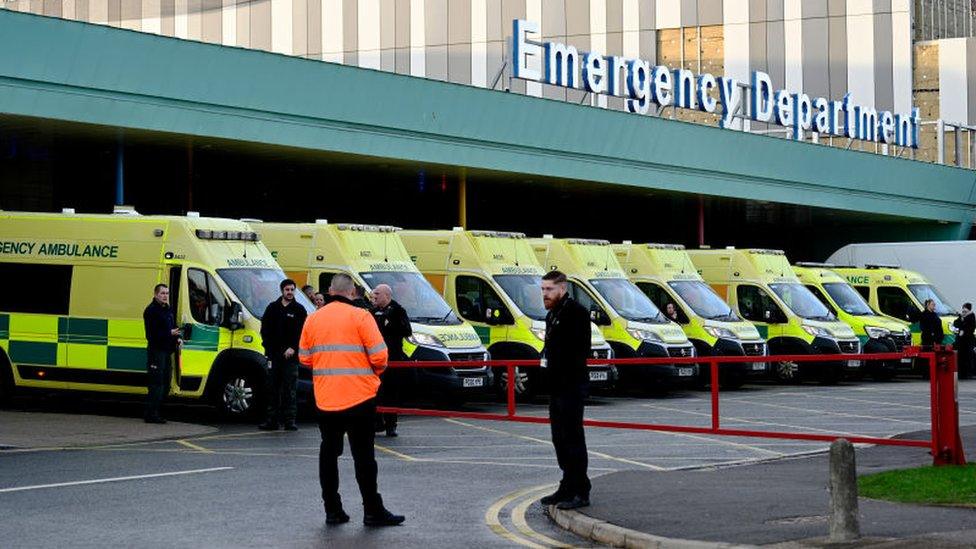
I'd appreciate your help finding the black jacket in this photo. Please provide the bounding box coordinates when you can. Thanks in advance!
[371,300,412,362]
[144,299,178,353]
[543,295,591,394]
[953,311,975,339]
[260,298,308,360]
[920,310,945,347]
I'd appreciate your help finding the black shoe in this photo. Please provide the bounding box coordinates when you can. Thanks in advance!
[258,422,279,431]
[540,491,569,506]
[385,429,398,437]
[555,495,590,510]
[145,417,167,424]
[363,495,405,526]
[283,423,298,431]
[325,509,350,525]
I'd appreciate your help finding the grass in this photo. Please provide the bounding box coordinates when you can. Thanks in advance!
[858,464,976,506]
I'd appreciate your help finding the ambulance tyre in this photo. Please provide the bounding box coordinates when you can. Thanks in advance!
[769,341,803,384]
[0,352,13,407]
[489,344,537,401]
[208,352,266,421]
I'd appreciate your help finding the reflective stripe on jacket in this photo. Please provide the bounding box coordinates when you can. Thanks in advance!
[299,297,389,411]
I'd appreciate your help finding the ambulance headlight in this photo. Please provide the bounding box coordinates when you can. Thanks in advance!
[530,327,546,341]
[864,326,891,339]
[627,328,662,342]
[801,325,831,338]
[704,326,737,339]
[407,333,445,348]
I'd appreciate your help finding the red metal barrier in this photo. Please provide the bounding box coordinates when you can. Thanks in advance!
[378,348,966,466]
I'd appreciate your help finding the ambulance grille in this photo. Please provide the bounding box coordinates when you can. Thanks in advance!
[742,342,766,356]
[838,340,860,354]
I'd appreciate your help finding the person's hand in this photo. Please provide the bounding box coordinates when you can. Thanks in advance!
[177,338,184,348]
[170,328,181,336]
[284,348,295,359]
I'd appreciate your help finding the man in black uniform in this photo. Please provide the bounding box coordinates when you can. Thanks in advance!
[259,279,308,431]
[953,302,974,379]
[143,283,181,424]
[370,284,412,437]
[539,270,592,510]
[920,299,945,350]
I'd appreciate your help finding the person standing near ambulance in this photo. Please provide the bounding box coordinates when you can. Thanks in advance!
[539,270,592,510]
[259,279,307,431]
[143,283,181,424]
[299,273,405,526]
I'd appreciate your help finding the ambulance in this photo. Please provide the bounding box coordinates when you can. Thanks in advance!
[529,236,697,391]
[254,221,492,400]
[614,242,767,388]
[831,265,957,348]
[688,248,861,384]
[793,263,912,379]
[399,229,615,397]
[0,208,311,417]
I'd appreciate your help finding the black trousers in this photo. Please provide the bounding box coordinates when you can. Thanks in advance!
[145,349,172,420]
[318,398,381,512]
[549,391,591,498]
[957,335,975,377]
[265,358,299,425]
[376,369,404,431]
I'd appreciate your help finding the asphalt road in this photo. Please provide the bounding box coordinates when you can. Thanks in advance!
[1,378,972,548]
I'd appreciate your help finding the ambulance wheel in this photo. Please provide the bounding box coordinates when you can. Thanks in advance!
[0,354,13,407]
[214,369,263,420]
[774,361,801,384]
[496,367,533,400]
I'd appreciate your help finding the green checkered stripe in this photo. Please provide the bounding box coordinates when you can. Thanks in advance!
[2,315,219,372]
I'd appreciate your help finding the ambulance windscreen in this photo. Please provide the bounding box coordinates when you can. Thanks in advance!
[908,284,954,316]
[494,274,547,321]
[589,278,665,323]
[217,268,315,318]
[361,271,461,325]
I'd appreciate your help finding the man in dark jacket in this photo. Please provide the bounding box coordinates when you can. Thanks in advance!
[920,299,945,349]
[370,284,412,437]
[539,270,592,510]
[143,283,181,424]
[259,278,308,431]
[953,302,974,379]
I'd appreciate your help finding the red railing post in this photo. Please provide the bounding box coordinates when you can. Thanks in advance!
[931,348,966,465]
[710,359,720,431]
[506,363,516,418]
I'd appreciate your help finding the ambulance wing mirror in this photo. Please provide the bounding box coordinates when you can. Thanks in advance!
[590,308,611,326]
[485,307,513,326]
[226,302,245,330]
[763,308,785,324]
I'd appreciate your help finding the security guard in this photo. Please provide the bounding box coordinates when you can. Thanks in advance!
[299,273,405,526]
[370,283,412,437]
[143,283,181,424]
[539,270,592,510]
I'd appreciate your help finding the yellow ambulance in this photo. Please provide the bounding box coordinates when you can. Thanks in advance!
[399,229,615,397]
[792,263,913,379]
[0,208,311,417]
[529,236,697,391]
[831,265,957,347]
[254,221,492,400]
[688,248,861,384]
[614,242,767,388]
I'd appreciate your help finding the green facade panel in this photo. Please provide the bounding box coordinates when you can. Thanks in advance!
[0,10,974,228]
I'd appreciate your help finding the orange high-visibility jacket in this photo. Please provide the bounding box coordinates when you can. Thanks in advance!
[299,298,388,411]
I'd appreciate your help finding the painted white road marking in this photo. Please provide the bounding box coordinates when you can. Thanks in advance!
[0,467,233,494]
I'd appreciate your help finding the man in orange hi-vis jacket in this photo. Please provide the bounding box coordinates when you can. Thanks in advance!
[299,273,406,527]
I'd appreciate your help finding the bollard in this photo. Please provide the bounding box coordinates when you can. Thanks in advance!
[828,439,860,543]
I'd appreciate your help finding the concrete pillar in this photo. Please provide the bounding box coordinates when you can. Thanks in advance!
[828,438,860,543]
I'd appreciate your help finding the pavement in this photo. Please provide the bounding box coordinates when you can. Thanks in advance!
[0,411,216,450]
[557,426,976,548]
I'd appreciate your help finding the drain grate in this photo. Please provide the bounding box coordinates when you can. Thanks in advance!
[765,515,827,525]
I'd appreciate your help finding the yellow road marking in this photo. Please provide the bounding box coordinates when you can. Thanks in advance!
[444,418,664,470]
[511,486,577,548]
[374,443,418,461]
[485,485,550,549]
[176,439,213,453]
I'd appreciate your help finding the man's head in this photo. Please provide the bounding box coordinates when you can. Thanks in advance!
[371,284,393,309]
[329,273,357,300]
[925,299,936,312]
[541,270,568,310]
[302,285,315,301]
[154,283,170,305]
[964,302,972,314]
[280,279,297,302]
[313,292,326,308]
